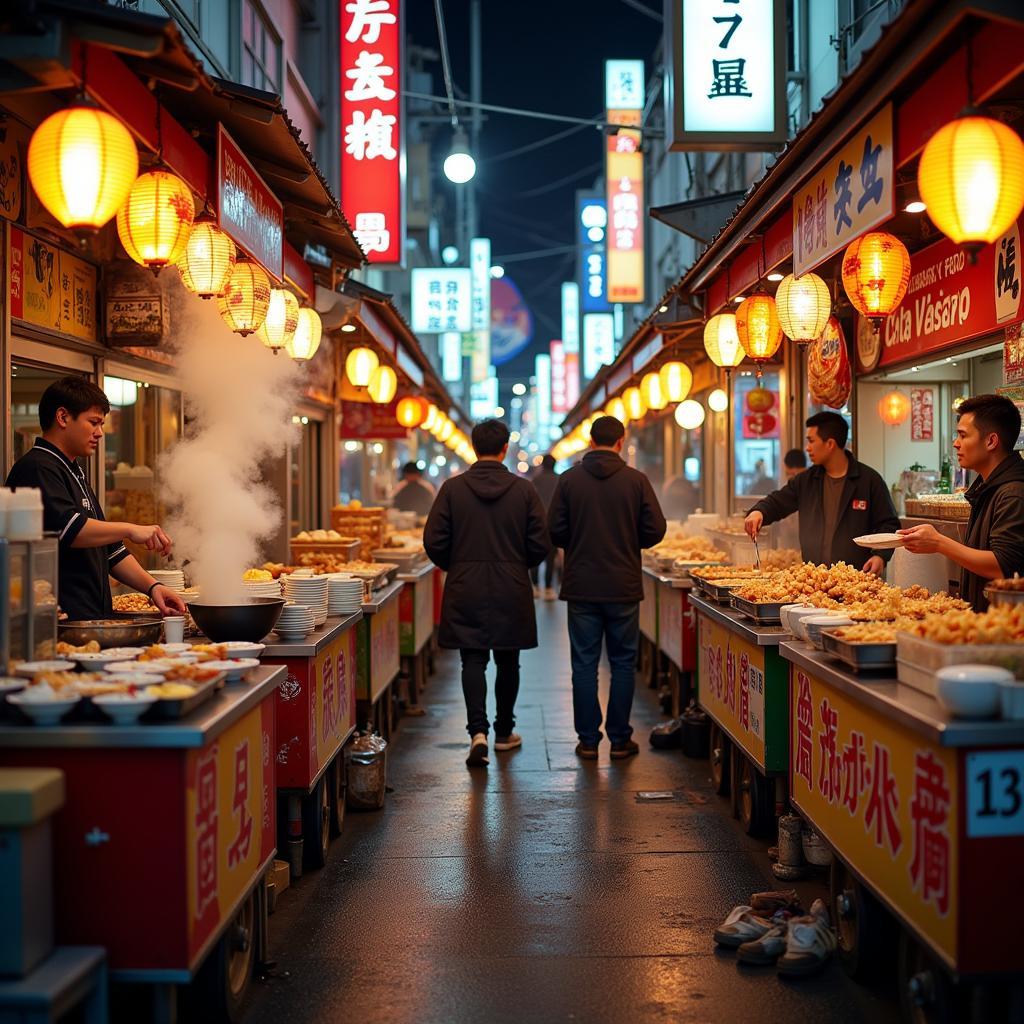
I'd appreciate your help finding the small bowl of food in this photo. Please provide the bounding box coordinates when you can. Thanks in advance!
[13,660,75,678]
[935,664,1011,719]
[984,577,1024,607]
[200,659,261,682]
[7,684,79,725]
[93,692,157,725]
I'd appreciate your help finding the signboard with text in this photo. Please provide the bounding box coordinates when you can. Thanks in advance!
[583,312,615,379]
[470,237,491,383]
[410,268,472,334]
[339,398,407,439]
[910,388,934,442]
[577,192,610,313]
[550,340,568,415]
[606,129,645,304]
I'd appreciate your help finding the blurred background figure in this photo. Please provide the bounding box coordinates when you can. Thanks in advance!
[783,448,808,483]
[661,473,700,521]
[531,454,559,599]
[392,461,436,516]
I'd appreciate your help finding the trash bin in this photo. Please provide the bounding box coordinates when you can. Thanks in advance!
[345,733,388,811]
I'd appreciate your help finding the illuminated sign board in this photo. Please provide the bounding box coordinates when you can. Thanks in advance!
[605,59,645,111]
[550,340,568,415]
[561,282,580,354]
[577,193,609,314]
[410,268,472,334]
[606,128,645,304]
[470,236,491,381]
[441,331,462,382]
[583,313,615,379]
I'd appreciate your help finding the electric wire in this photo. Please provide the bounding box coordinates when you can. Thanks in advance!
[485,120,594,163]
[619,0,662,20]
[432,0,459,129]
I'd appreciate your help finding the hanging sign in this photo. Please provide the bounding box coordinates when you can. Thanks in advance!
[793,104,894,277]
[0,127,22,222]
[910,388,934,442]
[550,341,568,415]
[606,129,645,304]
[340,0,404,265]
[583,312,615,379]
[490,276,533,365]
[470,236,491,383]
[410,268,472,334]
[577,192,610,313]
[339,399,407,439]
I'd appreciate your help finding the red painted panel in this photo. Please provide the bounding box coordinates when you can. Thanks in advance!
[268,657,313,788]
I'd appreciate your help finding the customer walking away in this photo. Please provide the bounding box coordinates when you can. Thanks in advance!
[424,420,550,766]
[530,454,560,599]
[548,415,667,760]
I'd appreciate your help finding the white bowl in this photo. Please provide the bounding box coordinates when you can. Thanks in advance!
[93,693,157,724]
[218,642,266,659]
[7,691,79,725]
[201,659,261,682]
[101,673,165,688]
[779,604,811,635]
[70,648,144,669]
[935,664,1011,719]
[1000,681,1024,720]
[13,660,75,678]
[786,607,827,642]
[0,677,26,694]
[804,614,853,649]
[105,660,166,676]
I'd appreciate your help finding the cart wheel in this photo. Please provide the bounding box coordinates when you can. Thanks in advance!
[734,751,773,836]
[302,776,330,870]
[830,858,898,981]
[898,929,961,1024]
[192,889,257,1022]
[328,754,347,838]
[709,722,731,796]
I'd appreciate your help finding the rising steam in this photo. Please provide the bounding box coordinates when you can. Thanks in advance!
[159,273,301,603]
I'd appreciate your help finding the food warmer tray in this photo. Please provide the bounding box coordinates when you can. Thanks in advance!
[729,596,785,624]
[141,672,225,721]
[820,630,897,672]
[670,560,727,580]
[695,579,750,604]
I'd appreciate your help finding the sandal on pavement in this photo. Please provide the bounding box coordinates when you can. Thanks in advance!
[776,899,836,977]
[737,923,789,965]
[713,905,774,949]
[750,889,802,915]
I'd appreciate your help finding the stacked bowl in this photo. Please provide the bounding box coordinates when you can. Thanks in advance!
[274,603,316,640]
[243,576,283,600]
[150,568,187,595]
[282,574,329,626]
[326,574,364,615]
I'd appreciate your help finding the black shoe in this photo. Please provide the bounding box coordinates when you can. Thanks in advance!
[575,741,599,760]
[610,739,640,759]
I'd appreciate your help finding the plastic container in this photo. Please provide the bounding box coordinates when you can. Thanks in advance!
[345,733,388,810]
[6,489,43,541]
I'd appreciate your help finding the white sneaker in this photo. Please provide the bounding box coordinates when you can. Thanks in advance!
[466,733,489,766]
[543,587,557,600]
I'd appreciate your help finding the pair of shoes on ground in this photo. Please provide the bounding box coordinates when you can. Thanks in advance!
[714,897,835,976]
[575,739,640,760]
[466,732,522,766]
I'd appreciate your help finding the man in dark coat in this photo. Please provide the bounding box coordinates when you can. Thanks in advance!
[548,415,667,760]
[392,461,435,516]
[424,419,550,766]
[900,394,1024,611]
[530,454,559,599]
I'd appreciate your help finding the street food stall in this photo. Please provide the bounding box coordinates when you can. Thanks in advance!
[356,580,403,739]
[398,562,435,711]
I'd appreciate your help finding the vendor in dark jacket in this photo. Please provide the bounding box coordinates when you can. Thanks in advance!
[424,419,550,767]
[744,411,900,574]
[548,415,667,761]
[900,394,1024,611]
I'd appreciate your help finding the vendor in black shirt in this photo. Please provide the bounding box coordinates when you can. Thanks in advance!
[743,411,901,574]
[5,377,188,622]
[900,394,1024,611]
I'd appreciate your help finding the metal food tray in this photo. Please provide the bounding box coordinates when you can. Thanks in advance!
[670,560,728,580]
[730,596,785,624]
[821,630,896,672]
[346,564,399,591]
[697,579,749,604]
[140,672,225,720]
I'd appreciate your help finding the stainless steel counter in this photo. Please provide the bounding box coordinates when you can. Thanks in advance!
[361,579,404,614]
[260,611,362,658]
[0,665,285,749]
[642,566,693,590]
[689,592,791,647]
[396,562,434,582]
[780,640,1024,748]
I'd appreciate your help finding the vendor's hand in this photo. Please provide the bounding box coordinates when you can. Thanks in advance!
[151,584,187,617]
[127,524,173,557]
[898,523,942,554]
[744,511,763,540]
[862,555,886,576]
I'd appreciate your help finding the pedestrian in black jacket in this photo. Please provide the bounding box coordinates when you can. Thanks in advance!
[424,419,550,767]
[900,394,1024,610]
[548,415,667,760]
[744,412,899,573]
[530,454,560,599]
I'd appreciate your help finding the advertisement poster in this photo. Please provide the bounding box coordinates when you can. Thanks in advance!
[910,388,934,442]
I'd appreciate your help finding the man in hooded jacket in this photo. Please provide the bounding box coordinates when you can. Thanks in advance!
[548,415,667,760]
[425,419,550,766]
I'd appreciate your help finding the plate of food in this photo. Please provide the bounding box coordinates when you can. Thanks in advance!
[854,533,904,549]
[201,659,261,682]
[14,660,75,678]
[70,647,145,669]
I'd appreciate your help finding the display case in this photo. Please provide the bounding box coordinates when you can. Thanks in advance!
[0,538,59,669]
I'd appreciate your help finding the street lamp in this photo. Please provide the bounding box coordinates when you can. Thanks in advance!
[490,265,505,279]
[443,130,476,184]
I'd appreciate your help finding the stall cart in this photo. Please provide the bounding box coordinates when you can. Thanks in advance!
[651,572,698,717]
[356,580,403,740]
[398,563,435,713]
[638,567,659,688]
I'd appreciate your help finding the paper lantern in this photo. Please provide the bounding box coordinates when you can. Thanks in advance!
[658,361,693,403]
[28,106,138,230]
[746,387,775,413]
[178,217,236,298]
[605,397,627,424]
[437,417,456,443]
[841,232,911,329]
[117,170,195,271]
[367,365,397,404]
[918,113,1024,256]
[345,346,379,387]
[623,386,646,421]
[703,313,744,369]
[674,399,705,430]
[878,390,911,427]
[286,308,323,361]
[736,294,783,373]
[640,372,667,411]
[423,403,440,431]
[217,260,271,335]
[257,288,300,352]
[775,272,831,344]
[396,396,428,428]
[708,388,728,412]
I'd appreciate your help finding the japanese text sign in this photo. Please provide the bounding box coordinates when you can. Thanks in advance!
[339,398,408,439]
[605,60,645,112]
[550,340,568,415]
[793,104,893,276]
[411,268,472,334]
[606,129,645,304]
[910,388,934,442]
[577,192,610,313]
[666,0,787,151]
[340,0,404,264]
[561,282,580,354]
[217,126,284,281]
[470,237,491,383]
[583,312,615,379]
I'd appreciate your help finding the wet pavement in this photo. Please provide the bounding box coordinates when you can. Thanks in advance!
[243,599,901,1023]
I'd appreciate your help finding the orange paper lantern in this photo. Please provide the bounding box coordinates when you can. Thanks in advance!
[841,232,911,330]
[878,390,911,426]
[116,169,195,271]
[396,396,428,428]
[735,294,783,375]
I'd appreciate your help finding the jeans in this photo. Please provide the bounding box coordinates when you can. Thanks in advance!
[567,602,639,746]
[530,550,557,589]
[460,648,521,737]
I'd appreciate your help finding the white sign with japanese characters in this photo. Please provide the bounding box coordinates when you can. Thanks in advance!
[411,268,472,334]
[605,60,645,112]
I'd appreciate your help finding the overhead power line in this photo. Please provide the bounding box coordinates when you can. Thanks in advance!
[485,121,594,163]
[619,0,662,20]
[432,0,459,128]
[494,244,578,264]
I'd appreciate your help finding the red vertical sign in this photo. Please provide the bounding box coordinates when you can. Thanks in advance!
[550,340,568,414]
[565,351,580,410]
[340,0,404,265]
[910,388,934,442]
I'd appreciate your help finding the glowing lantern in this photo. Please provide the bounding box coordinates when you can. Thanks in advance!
[918,113,1024,257]
[746,387,775,413]
[345,346,379,387]
[217,260,271,335]
[396,396,428,428]
[579,417,594,441]
[736,294,783,376]
[708,388,729,412]
[286,308,323,361]
[178,217,236,298]
[116,170,195,271]
[257,288,300,352]
[437,417,456,443]
[674,399,706,430]
[605,397,627,424]
[878,390,911,427]
[841,232,911,330]
[775,272,831,344]
[658,361,693,403]
[623,386,646,421]
[28,106,138,230]
[367,364,397,404]
[640,372,667,411]
[423,403,440,431]
[703,313,744,369]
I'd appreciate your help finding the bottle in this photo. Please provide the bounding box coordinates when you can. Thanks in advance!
[938,455,952,494]
[7,488,43,540]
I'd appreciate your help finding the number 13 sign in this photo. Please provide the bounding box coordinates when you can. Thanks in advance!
[966,750,1024,837]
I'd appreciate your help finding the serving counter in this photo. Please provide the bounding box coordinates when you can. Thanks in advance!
[780,640,1024,981]
[0,667,282,996]
[398,562,435,711]
[642,567,697,715]
[356,580,402,738]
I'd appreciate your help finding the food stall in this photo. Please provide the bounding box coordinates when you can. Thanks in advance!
[261,613,361,876]
[356,580,403,740]
[638,568,659,685]
[397,562,435,711]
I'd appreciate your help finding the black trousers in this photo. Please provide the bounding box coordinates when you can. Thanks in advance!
[530,550,557,589]
[460,648,520,737]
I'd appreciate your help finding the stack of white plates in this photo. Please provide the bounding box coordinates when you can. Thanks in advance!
[274,603,315,639]
[150,569,186,592]
[282,575,329,626]
[242,578,283,599]
[326,573,364,614]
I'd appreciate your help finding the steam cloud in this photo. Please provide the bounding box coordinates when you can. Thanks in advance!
[159,273,302,604]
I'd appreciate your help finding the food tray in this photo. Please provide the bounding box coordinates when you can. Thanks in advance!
[698,579,748,604]
[371,548,427,573]
[140,672,225,720]
[289,539,361,562]
[330,507,388,551]
[821,630,896,672]
[730,596,785,624]
[670,560,727,580]
[895,632,1024,696]
[345,564,398,591]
